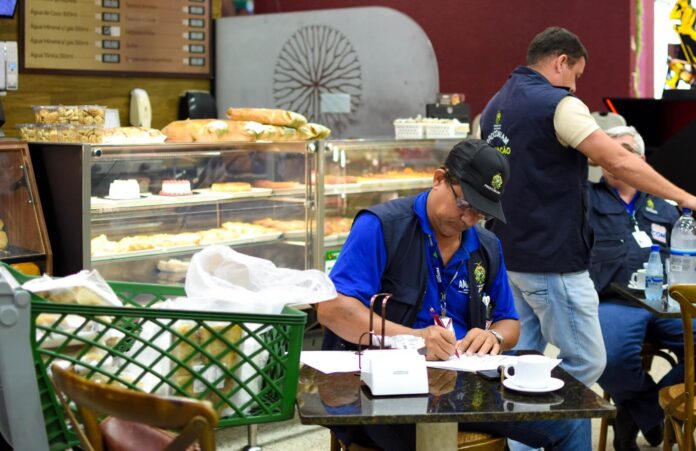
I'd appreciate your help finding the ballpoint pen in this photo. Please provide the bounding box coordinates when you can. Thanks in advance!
[430,307,460,357]
[482,294,492,330]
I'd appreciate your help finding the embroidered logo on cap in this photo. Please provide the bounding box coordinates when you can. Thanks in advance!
[495,110,502,125]
[491,173,503,191]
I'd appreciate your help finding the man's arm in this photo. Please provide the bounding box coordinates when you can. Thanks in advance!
[456,319,520,356]
[578,128,696,210]
[317,293,457,361]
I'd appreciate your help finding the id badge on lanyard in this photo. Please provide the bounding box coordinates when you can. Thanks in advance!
[630,212,653,248]
[427,234,463,324]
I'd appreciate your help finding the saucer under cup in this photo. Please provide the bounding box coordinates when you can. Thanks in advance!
[503,377,565,393]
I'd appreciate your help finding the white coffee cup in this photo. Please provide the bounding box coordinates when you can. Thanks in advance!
[503,355,553,388]
[630,268,646,289]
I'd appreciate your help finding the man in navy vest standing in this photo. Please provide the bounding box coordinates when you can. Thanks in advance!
[480,27,696,389]
[318,140,590,450]
[589,125,687,450]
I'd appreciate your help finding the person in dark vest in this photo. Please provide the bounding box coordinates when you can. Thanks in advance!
[480,26,696,389]
[318,140,590,451]
[589,125,692,451]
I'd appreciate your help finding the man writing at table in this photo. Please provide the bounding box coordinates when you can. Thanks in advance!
[588,125,691,451]
[318,140,589,451]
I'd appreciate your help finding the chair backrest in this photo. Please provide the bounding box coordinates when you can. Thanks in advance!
[668,284,696,450]
[50,363,218,451]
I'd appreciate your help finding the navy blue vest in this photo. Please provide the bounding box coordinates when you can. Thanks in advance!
[588,180,678,300]
[322,196,501,351]
[481,66,592,273]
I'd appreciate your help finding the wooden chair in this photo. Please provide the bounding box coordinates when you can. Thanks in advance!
[597,341,678,451]
[330,430,506,450]
[50,363,219,451]
[659,284,696,451]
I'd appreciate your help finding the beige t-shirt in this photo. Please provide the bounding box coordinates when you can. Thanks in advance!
[553,96,599,148]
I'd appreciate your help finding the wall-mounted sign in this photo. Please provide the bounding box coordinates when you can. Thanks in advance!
[21,0,210,77]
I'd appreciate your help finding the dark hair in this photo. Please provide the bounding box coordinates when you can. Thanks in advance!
[526,27,588,66]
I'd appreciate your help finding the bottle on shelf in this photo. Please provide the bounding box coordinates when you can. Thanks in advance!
[645,244,664,302]
[670,208,696,286]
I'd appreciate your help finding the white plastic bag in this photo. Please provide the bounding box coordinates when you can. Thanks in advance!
[185,245,336,314]
[22,270,121,307]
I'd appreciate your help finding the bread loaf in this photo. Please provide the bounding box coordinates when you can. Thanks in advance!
[255,124,305,141]
[210,182,252,192]
[162,119,258,143]
[298,123,332,139]
[226,107,307,128]
[102,127,167,144]
[10,262,40,275]
[170,322,242,413]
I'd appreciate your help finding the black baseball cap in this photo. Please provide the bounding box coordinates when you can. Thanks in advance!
[444,140,509,223]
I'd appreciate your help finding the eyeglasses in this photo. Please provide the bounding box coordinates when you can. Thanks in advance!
[445,172,491,220]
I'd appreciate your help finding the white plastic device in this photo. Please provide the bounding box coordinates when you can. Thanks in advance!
[360,349,429,396]
[130,88,151,128]
[5,41,17,90]
[0,41,18,91]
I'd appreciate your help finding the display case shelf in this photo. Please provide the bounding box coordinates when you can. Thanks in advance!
[91,231,284,262]
[29,141,317,280]
[90,187,274,212]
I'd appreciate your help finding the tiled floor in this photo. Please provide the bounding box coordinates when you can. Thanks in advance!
[216,340,673,451]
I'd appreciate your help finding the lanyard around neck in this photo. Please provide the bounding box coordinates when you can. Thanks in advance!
[426,234,464,318]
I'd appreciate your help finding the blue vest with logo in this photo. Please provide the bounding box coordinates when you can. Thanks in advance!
[321,196,501,351]
[588,180,679,300]
[480,66,592,273]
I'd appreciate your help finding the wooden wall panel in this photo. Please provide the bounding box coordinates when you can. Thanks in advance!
[0,13,211,137]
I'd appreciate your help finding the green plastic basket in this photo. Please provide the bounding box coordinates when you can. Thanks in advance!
[4,264,306,451]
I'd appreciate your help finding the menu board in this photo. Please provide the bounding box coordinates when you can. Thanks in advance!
[22,0,210,76]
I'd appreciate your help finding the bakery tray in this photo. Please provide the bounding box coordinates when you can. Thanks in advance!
[91,188,273,211]
[91,231,283,262]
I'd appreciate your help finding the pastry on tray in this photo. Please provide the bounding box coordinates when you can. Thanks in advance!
[210,182,252,192]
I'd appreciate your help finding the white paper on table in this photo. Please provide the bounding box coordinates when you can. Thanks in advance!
[300,350,360,374]
[426,355,562,372]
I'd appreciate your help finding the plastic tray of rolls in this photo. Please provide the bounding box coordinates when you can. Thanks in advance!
[18,123,105,144]
[33,105,106,126]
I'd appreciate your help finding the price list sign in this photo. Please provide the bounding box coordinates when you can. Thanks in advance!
[22,0,210,76]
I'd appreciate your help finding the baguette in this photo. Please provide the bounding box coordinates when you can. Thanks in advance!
[162,119,258,143]
[298,123,332,139]
[255,124,306,141]
[226,107,307,128]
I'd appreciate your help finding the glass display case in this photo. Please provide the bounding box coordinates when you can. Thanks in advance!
[0,140,52,274]
[316,139,459,271]
[29,142,318,283]
[28,139,464,283]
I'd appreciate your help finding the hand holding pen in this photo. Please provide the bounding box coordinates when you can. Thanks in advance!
[430,308,460,358]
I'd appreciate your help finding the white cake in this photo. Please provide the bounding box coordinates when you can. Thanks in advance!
[160,179,192,196]
[108,179,140,200]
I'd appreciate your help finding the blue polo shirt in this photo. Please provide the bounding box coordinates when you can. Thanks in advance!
[330,191,518,339]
